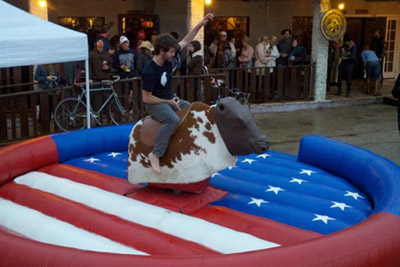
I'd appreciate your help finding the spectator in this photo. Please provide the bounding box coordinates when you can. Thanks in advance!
[208,38,218,67]
[371,28,386,85]
[89,39,112,82]
[392,74,400,134]
[328,39,342,87]
[151,33,157,45]
[113,35,138,96]
[265,35,280,72]
[289,37,307,65]
[187,40,204,101]
[336,34,357,97]
[254,36,269,74]
[220,41,235,68]
[34,64,61,121]
[169,31,182,73]
[277,29,292,66]
[238,36,254,68]
[137,41,154,76]
[210,31,236,68]
[136,30,146,53]
[95,24,112,53]
[361,45,381,95]
[187,40,203,75]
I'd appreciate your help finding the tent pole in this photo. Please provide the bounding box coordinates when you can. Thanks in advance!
[85,59,91,129]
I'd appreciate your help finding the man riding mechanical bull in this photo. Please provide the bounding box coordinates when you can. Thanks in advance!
[128,13,269,191]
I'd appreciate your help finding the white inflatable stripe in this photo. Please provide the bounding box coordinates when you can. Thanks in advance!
[14,171,280,254]
[0,198,148,255]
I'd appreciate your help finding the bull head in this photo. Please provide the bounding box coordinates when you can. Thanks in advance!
[214,97,269,156]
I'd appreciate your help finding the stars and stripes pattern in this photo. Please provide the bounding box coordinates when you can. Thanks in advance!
[64,150,371,235]
[0,147,371,255]
[210,152,371,234]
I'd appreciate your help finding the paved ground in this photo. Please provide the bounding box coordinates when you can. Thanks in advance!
[254,79,400,166]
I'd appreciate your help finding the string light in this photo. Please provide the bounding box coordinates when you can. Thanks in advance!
[338,3,345,10]
[205,0,211,5]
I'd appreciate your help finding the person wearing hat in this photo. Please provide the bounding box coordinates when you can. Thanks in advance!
[113,35,138,95]
[209,31,236,68]
[137,41,154,76]
[142,13,214,174]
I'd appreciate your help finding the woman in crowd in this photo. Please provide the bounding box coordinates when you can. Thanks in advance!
[137,41,154,76]
[187,40,204,100]
[187,40,204,75]
[254,36,269,71]
[289,37,307,65]
[238,36,254,68]
[220,41,235,68]
[265,35,280,71]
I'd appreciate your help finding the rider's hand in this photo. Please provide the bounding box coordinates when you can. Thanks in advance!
[201,13,214,26]
[120,64,126,70]
[168,97,180,110]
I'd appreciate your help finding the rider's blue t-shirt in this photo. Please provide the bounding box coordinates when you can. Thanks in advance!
[141,46,181,100]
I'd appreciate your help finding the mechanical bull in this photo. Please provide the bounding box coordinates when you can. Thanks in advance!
[127,97,269,191]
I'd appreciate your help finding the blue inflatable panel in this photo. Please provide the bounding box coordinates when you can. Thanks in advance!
[64,151,129,179]
[52,124,133,163]
[210,153,372,234]
[298,136,400,217]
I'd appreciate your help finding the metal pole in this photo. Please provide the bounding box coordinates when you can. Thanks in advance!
[85,59,91,129]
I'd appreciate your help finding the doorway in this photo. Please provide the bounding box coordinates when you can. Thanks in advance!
[345,17,386,79]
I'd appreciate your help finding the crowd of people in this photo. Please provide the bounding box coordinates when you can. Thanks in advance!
[328,28,385,97]
[33,20,387,102]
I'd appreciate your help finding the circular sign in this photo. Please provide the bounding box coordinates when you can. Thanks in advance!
[320,9,347,41]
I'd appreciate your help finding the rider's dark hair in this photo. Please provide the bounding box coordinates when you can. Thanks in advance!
[154,33,178,55]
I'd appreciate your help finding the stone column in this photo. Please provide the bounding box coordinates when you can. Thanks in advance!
[311,0,330,101]
[187,0,205,45]
[29,0,48,20]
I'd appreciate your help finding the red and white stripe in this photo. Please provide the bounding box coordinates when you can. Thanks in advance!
[0,171,280,256]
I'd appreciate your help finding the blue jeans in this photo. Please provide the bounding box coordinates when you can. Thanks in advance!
[366,61,380,81]
[144,99,190,157]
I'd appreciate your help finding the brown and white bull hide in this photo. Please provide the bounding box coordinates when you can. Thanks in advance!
[127,102,236,185]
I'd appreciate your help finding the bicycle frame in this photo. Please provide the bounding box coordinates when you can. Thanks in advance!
[77,84,116,116]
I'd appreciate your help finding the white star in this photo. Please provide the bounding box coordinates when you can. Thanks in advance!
[241,158,256,164]
[84,157,100,163]
[344,191,365,200]
[290,177,308,185]
[266,185,285,195]
[299,169,316,176]
[107,152,122,158]
[330,201,352,211]
[312,214,336,224]
[248,198,269,207]
[211,172,221,178]
[256,154,272,159]
[228,166,238,170]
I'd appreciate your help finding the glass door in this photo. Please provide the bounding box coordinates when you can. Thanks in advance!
[384,17,399,78]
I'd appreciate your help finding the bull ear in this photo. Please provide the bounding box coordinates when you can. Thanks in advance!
[235,118,245,129]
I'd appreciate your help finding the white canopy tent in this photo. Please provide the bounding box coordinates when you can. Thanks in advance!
[0,0,92,128]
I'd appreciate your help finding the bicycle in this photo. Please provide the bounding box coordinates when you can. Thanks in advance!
[212,79,251,109]
[54,76,139,132]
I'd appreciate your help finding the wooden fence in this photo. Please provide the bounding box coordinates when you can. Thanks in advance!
[209,65,315,103]
[0,65,314,146]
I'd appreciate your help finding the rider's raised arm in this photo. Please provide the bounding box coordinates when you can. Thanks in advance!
[178,13,214,50]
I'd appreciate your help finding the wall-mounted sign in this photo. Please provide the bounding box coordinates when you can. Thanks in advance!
[320,9,347,41]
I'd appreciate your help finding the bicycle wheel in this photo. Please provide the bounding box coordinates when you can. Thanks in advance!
[54,98,87,132]
[108,95,139,125]
[238,96,251,110]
